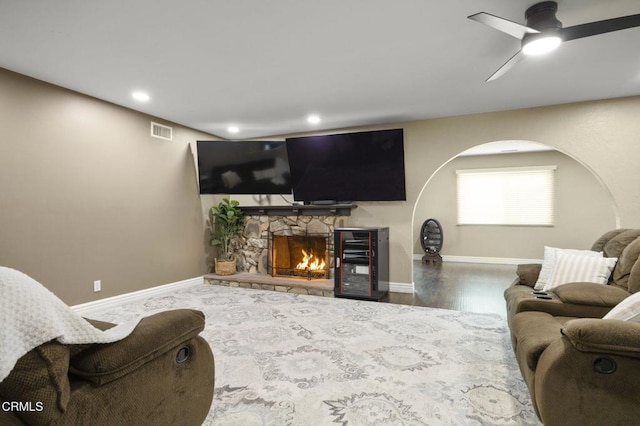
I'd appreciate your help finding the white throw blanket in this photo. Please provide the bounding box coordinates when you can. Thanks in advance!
[0,267,142,383]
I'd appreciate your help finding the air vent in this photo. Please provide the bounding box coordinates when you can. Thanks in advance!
[150,122,173,140]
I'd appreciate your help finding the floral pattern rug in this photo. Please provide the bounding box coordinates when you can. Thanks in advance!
[87,284,540,425]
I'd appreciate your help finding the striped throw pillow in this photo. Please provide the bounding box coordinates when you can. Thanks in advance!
[543,253,617,291]
[534,247,603,290]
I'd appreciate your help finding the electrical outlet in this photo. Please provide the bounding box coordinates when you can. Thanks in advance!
[93,280,101,292]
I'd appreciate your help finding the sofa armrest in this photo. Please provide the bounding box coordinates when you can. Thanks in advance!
[562,318,640,359]
[553,283,630,308]
[516,263,542,288]
[0,342,71,425]
[70,309,206,385]
[534,323,640,425]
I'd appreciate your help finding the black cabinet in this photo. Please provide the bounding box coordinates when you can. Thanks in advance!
[334,227,389,301]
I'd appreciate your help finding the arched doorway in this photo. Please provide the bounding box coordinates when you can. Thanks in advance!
[411,140,618,267]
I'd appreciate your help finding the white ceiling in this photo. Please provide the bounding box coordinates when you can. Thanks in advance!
[1,0,639,140]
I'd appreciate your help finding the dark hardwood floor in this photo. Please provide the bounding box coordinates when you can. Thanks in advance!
[383,260,517,317]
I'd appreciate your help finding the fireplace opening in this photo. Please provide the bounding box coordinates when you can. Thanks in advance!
[269,232,331,280]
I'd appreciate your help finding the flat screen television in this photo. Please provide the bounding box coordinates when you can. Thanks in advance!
[285,129,406,202]
[197,140,292,194]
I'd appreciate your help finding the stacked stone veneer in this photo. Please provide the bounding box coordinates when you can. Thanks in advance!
[235,214,349,275]
[203,274,335,297]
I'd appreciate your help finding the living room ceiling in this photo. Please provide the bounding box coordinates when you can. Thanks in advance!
[1,1,639,140]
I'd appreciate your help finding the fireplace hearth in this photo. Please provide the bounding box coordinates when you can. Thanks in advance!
[270,232,331,280]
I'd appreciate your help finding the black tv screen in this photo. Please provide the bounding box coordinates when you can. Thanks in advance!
[197,141,292,194]
[286,129,406,202]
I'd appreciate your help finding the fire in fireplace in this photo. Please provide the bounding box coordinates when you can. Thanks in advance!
[270,232,331,280]
[296,249,326,271]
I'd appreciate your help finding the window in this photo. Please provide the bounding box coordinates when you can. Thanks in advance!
[456,165,556,226]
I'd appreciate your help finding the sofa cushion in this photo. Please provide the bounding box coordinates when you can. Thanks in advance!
[601,229,640,259]
[590,229,631,254]
[543,253,617,291]
[612,236,640,293]
[554,282,630,308]
[516,264,542,288]
[0,341,70,425]
[511,312,572,370]
[535,247,602,290]
[603,291,640,322]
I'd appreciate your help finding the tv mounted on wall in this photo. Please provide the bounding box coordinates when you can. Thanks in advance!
[285,128,406,202]
[197,140,292,194]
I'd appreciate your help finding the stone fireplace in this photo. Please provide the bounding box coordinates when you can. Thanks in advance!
[233,205,355,278]
[205,204,355,297]
[236,214,346,278]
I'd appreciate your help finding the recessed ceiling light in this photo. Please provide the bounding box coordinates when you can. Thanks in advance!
[132,91,150,102]
[307,114,321,125]
[228,125,240,134]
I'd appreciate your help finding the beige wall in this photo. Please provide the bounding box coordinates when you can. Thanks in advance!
[0,68,216,305]
[412,150,617,259]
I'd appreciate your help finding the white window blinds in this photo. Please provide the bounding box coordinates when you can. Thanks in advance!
[456,165,556,226]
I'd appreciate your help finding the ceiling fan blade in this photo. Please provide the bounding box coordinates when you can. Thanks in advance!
[468,12,539,39]
[486,50,525,82]
[561,14,640,41]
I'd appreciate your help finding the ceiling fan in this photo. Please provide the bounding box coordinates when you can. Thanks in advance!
[468,1,640,81]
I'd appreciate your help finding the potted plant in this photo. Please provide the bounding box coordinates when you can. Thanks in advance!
[210,198,244,275]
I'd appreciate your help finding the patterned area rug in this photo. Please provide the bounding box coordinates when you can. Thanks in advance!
[88,284,540,425]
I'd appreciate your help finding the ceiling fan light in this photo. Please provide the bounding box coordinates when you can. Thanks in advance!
[522,35,561,55]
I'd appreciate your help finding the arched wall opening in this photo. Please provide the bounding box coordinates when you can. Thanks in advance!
[411,140,619,269]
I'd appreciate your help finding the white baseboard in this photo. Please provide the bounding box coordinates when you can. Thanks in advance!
[412,254,541,265]
[71,276,204,316]
[71,276,416,313]
[389,281,414,293]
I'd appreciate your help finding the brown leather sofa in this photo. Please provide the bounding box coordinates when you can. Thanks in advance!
[504,229,640,425]
[0,309,214,425]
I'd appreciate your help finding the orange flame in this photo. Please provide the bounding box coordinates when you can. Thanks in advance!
[295,249,326,271]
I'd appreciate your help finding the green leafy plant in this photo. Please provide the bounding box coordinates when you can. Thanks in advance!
[210,198,244,261]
